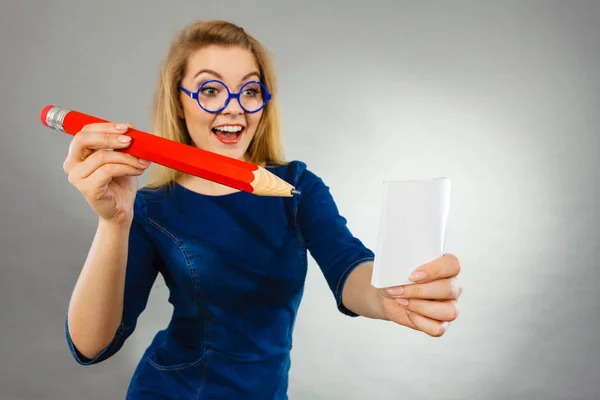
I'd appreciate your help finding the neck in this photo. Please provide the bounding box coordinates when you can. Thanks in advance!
[177,174,240,196]
[175,154,266,196]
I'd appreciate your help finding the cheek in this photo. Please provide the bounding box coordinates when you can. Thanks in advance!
[189,108,211,124]
[184,106,215,132]
[247,111,263,130]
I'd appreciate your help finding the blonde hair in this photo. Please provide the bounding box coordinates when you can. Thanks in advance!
[144,20,286,188]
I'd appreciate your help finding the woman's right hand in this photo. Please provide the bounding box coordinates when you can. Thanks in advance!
[62,122,151,225]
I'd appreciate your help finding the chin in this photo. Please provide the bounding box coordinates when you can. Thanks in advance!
[207,140,250,160]
[212,146,247,160]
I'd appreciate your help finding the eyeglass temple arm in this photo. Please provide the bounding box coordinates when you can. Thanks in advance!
[179,86,197,99]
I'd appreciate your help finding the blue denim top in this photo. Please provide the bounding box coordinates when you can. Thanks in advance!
[65,160,375,399]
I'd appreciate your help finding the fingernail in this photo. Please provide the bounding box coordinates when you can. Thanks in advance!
[138,159,149,166]
[396,298,409,307]
[386,287,404,296]
[117,135,132,143]
[441,322,450,333]
[410,271,427,282]
[115,123,128,130]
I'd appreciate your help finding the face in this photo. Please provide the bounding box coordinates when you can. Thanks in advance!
[179,45,265,161]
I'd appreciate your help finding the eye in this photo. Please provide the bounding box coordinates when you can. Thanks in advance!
[241,83,262,97]
[200,86,220,96]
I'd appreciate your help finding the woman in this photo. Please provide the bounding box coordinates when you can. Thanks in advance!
[62,20,462,399]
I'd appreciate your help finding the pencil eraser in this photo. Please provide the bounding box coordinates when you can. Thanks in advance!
[40,105,54,126]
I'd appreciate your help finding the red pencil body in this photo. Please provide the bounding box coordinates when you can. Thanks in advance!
[41,105,258,193]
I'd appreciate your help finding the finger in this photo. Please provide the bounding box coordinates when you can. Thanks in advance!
[396,298,459,322]
[408,253,461,283]
[406,310,450,337]
[80,121,134,133]
[77,164,144,199]
[63,123,133,173]
[386,278,461,300]
[75,122,134,152]
[380,298,419,331]
[68,149,150,185]
[379,287,396,300]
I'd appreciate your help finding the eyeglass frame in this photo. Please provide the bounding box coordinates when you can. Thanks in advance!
[179,79,272,114]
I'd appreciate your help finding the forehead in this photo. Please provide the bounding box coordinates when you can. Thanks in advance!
[185,45,259,81]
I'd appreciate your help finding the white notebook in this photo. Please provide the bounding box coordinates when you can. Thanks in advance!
[371,178,451,288]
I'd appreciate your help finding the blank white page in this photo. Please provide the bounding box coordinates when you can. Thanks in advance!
[371,178,451,288]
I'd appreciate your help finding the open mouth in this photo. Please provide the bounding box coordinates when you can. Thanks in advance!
[212,125,245,145]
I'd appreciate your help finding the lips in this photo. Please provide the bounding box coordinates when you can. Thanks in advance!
[212,124,245,145]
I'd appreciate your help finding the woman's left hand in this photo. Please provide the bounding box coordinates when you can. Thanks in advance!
[379,253,462,337]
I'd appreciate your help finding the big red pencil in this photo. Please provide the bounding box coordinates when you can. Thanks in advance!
[40,105,300,197]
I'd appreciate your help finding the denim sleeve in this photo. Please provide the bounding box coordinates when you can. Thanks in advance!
[297,172,375,317]
[65,193,161,365]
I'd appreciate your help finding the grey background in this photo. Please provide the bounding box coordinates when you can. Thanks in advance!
[2,0,599,399]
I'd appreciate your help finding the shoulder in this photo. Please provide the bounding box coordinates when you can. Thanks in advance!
[131,184,174,222]
[267,160,325,197]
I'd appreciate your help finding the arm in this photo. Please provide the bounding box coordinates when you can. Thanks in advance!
[67,219,132,359]
[65,193,160,364]
[297,169,378,317]
[295,165,463,335]
[342,261,388,320]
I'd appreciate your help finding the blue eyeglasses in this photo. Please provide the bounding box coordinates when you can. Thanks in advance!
[179,79,272,114]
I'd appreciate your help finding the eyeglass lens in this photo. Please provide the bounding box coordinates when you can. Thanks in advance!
[198,81,265,112]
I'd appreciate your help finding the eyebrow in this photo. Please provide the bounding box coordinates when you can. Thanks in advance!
[193,69,261,82]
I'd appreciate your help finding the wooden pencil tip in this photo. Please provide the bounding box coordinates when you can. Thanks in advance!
[291,189,301,196]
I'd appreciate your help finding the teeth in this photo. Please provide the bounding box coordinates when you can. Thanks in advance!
[214,126,243,133]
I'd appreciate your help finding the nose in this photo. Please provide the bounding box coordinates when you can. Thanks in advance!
[221,95,244,115]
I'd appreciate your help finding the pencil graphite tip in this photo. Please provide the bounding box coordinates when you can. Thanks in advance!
[291,189,301,196]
